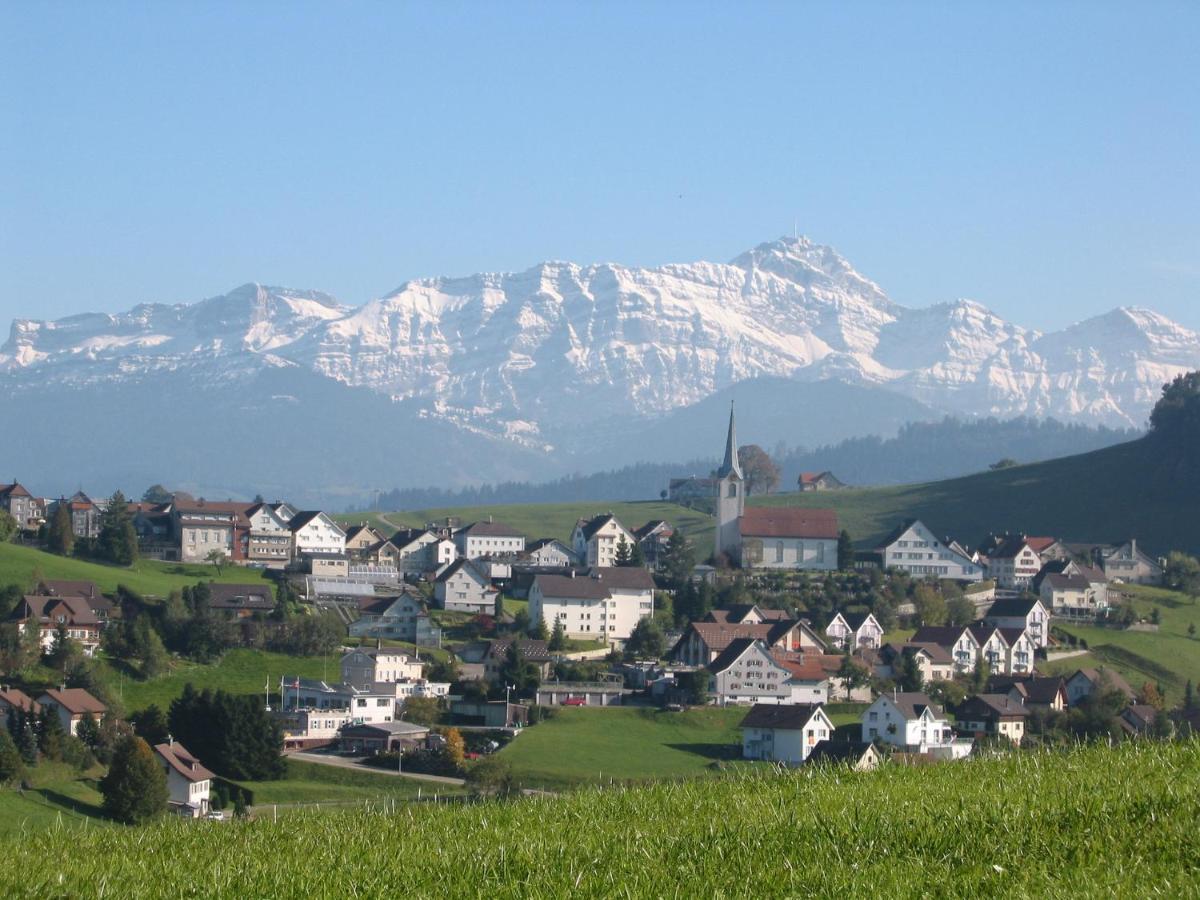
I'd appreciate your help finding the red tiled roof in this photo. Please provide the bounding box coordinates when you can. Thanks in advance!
[0,687,38,713]
[739,507,838,539]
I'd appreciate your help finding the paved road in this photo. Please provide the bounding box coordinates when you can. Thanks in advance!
[291,750,467,786]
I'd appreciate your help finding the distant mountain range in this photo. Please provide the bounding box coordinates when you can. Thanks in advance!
[2,236,1197,505]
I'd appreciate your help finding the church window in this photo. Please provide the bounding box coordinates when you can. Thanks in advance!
[727,483,737,498]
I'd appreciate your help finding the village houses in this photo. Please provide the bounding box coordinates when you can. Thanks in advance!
[740,703,836,764]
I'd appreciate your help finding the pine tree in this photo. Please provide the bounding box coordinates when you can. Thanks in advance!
[97,491,138,566]
[8,709,38,764]
[0,727,23,784]
[548,620,566,651]
[100,735,168,824]
[140,626,170,679]
[47,504,74,556]
[629,540,647,568]
[130,704,171,746]
[837,530,855,571]
[614,536,632,567]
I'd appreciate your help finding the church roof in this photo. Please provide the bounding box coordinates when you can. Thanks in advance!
[715,405,742,480]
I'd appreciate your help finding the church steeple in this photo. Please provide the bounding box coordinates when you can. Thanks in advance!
[716,402,742,480]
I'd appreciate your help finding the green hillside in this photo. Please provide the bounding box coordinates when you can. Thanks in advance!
[0,542,270,596]
[1,741,1196,896]
[358,433,1197,556]
[342,500,716,549]
[753,433,1199,554]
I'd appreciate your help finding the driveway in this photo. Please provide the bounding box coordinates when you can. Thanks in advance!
[290,750,466,786]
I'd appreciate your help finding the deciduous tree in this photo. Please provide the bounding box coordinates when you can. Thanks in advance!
[738,444,780,495]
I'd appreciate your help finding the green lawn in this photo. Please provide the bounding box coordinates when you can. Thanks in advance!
[0,762,108,837]
[239,759,463,805]
[1051,585,1200,703]
[366,500,715,549]
[498,706,746,789]
[2,742,1197,896]
[112,648,333,712]
[0,542,270,597]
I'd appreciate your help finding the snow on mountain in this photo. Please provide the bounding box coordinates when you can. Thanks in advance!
[2,238,1198,452]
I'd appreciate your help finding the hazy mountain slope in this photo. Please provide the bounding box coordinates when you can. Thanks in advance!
[2,236,1198,498]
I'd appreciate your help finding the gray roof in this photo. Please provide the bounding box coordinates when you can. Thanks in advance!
[740,702,824,731]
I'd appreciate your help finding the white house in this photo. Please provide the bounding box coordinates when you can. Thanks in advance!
[340,648,425,689]
[524,538,578,567]
[433,559,498,614]
[979,534,1044,590]
[454,520,525,559]
[571,514,637,568]
[349,593,439,644]
[826,612,884,651]
[969,624,1011,674]
[244,501,295,565]
[35,688,107,736]
[861,692,964,757]
[529,567,655,642]
[997,628,1037,676]
[392,529,457,574]
[878,520,984,581]
[909,625,981,674]
[740,703,836,765]
[983,597,1050,649]
[154,740,214,817]
[952,694,1028,745]
[707,639,830,706]
[280,676,397,725]
[882,643,956,683]
[288,511,347,557]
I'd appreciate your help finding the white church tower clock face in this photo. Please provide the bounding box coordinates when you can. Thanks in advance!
[714,403,745,561]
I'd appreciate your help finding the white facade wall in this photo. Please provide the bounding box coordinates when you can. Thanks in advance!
[529,584,652,642]
[459,533,525,559]
[741,710,834,764]
[861,695,954,752]
[882,522,983,581]
[292,514,346,556]
[744,536,837,571]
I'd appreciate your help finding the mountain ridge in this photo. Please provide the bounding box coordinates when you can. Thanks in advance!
[2,236,1198,499]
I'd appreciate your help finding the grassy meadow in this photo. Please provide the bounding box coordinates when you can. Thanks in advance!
[0,542,269,597]
[345,500,716,550]
[497,706,746,789]
[1,740,1197,896]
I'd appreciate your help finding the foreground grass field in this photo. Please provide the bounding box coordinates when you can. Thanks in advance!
[498,706,746,789]
[2,740,1197,896]
[0,542,269,596]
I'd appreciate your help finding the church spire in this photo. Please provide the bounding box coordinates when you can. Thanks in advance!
[717,402,742,479]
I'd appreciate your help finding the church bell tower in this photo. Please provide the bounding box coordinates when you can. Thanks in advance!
[714,403,744,561]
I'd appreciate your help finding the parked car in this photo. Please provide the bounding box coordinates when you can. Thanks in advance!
[205,810,227,821]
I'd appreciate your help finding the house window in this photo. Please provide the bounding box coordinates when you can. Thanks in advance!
[775,542,784,563]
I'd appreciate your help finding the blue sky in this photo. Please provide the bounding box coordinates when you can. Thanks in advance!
[2,2,1198,330]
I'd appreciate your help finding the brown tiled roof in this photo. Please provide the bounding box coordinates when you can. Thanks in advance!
[684,621,799,656]
[1024,536,1058,553]
[457,520,524,538]
[40,688,106,715]
[0,687,38,713]
[739,507,838,539]
[773,655,832,682]
[39,580,102,601]
[154,741,215,783]
[18,595,99,627]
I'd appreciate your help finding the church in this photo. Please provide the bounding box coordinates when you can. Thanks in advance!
[713,407,839,571]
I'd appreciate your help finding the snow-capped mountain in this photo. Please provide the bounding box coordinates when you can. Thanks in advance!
[1,236,1197,500]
